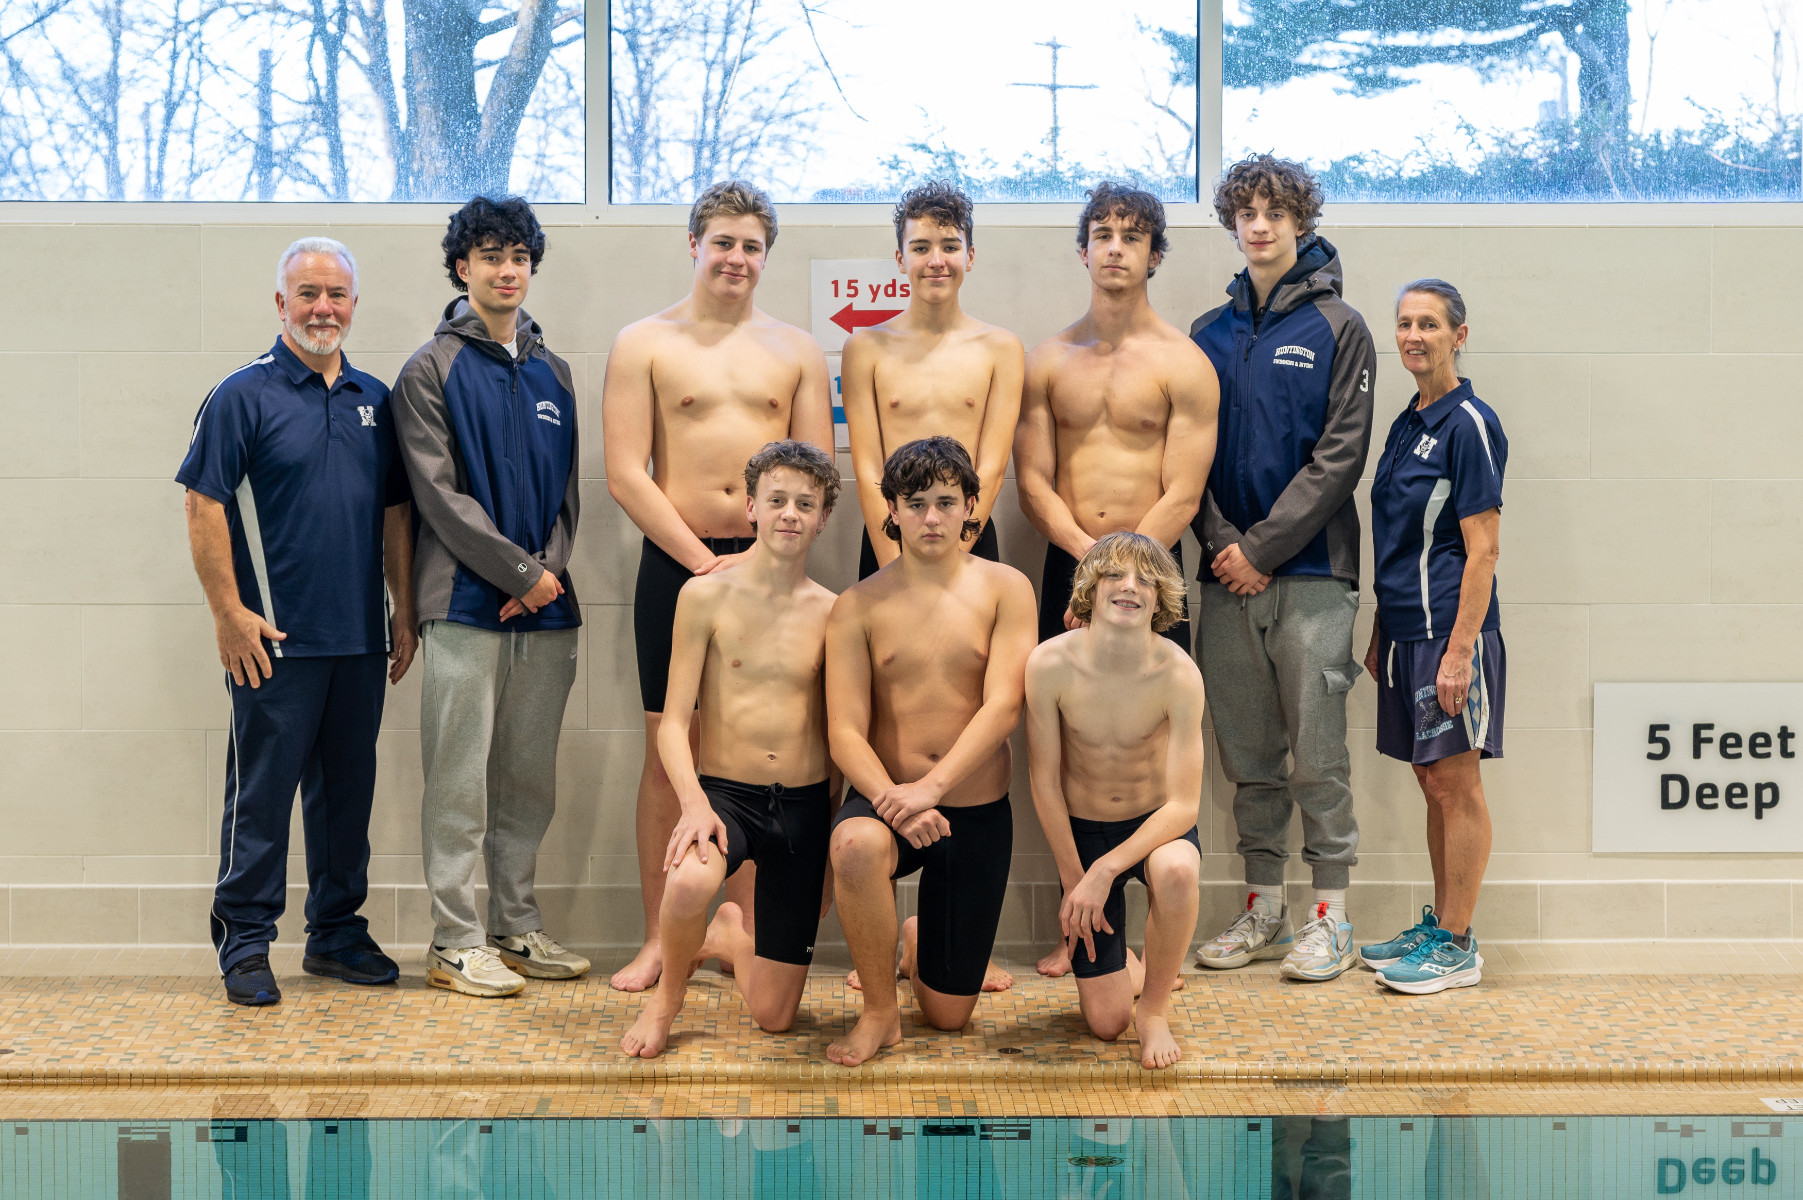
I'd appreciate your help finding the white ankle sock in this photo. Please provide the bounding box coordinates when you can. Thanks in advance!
[1247,886,1284,918]
[1312,889,1347,925]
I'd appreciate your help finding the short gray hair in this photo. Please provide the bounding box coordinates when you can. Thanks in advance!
[1398,277,1467,360]
[276,237,358,296]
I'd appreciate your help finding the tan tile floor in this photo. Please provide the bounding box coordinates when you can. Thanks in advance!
[2,945,1801,1118]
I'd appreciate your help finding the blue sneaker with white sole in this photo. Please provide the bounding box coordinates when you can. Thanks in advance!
[1375,928,1483,995]
[1359,905,1439,970]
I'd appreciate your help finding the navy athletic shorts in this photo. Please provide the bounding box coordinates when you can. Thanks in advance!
[1375,629,1505,765]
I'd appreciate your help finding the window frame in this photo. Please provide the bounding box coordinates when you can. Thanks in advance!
[2,0,1799,225]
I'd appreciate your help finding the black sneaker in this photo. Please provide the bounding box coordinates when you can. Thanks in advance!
[223,954,281,1006]
[302,944,400,985]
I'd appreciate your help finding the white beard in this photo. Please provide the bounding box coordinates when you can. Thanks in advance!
[286,317,344,357]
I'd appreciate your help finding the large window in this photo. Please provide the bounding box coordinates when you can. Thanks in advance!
[0,1,584,202]
[1224,0,1803,202]
[609,0,1199,204]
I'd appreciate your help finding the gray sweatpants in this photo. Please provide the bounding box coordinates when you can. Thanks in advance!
[419,620,578,949]
[1196,577,1360,891]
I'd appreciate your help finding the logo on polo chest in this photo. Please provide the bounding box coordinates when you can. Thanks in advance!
[357,405,376,427]
[1413,434,1438,459]
[1272,344,1315,369]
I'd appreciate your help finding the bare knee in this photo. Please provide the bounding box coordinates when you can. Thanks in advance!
[662,857,720,914]
[1085,1006,1133,1042]
[917,992,977,1032]
[1146,843,1200,897]
[750,1003,796,1034]
[830,821,893,875]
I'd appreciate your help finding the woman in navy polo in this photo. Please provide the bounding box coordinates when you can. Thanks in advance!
[1357,278,1506,996]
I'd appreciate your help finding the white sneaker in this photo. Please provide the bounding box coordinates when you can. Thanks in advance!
[427,944,525,997]
[1279,914,1355,982]
[490,930,590,980]
[1197,903,1293,969]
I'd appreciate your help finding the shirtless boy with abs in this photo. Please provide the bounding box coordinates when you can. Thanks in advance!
[1026,533,1204,1069]
[1015,181,1218,977]
[825,438,1037,1067]
[620,441,840,1059]
[842,180,1023,578]
[604,181,835,992]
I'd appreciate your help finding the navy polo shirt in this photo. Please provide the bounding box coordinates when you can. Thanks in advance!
[175,338,410,658]
[1370,380,1507,643]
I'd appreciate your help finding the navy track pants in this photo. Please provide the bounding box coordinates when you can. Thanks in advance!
[211,653,387,973]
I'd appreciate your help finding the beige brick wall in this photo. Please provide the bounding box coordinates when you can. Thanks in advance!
[0,216,1796,954]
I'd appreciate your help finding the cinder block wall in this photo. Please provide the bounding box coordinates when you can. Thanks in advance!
[1,217,1796,959]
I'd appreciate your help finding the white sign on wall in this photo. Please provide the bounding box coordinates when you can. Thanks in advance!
[809,259,911,354]
[1593,683,1803,853]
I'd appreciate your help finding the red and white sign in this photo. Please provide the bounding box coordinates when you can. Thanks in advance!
[810,259,911,353]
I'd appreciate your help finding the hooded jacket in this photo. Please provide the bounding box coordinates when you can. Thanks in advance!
[393,298,581,632]
[1189,235,1376,585]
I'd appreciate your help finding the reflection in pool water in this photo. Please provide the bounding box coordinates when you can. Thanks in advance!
[2,1114,1792,1197]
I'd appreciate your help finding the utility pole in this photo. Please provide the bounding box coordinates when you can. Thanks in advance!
[1010,38,1096,173]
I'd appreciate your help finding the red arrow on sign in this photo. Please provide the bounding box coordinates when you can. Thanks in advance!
[830,302,904,334]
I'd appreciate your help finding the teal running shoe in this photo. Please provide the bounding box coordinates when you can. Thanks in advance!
[1358,904,1439,970]
[1375,928,1482,995]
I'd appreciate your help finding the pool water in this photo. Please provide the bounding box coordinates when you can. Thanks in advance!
[2,1114,1791,1198]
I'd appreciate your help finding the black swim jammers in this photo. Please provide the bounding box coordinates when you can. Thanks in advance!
[634,535,755,713]
[1067,810,1201,979]
[700,775,832,966]
[1039,541,1190,650]
[831,788,1013,997]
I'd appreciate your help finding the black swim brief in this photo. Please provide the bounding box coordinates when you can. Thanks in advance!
[1066,810,1201,979]
[831,788,1013,997]
[1039,541,1190,650]
[634,535,756,713]
[857,519,999,580]
[700,774,832,966]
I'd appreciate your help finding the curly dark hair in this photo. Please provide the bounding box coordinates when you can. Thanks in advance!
[744,439,842,514]
[1212,154,1324,237]
[893,179,974,252]
[1076,182,1170,277]
[879,436,981,545]
[442,196,546,293]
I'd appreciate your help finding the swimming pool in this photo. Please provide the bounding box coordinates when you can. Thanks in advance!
[3,1114,1791,1198]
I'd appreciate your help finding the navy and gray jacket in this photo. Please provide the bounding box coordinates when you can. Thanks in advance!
[393,298,581,633]
[1189,236,1377,585]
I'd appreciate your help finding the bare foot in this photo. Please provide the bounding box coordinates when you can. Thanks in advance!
[1037,941,1072,978]
[610,942,663,992]
[826,1010,903,1067]
[620,1003,677,1059]
[701,903,745,973]
[982,960,1014,991]
[846,968,861,991]
[1136,1009,1182,1070]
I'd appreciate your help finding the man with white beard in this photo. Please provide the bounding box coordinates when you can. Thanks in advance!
[177,237,417,1007]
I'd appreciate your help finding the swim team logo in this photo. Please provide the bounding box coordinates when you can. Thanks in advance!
[536,400,561,426]
[1272,344,1316,370]
[1413,434,1439,459]
[357,405,376,427]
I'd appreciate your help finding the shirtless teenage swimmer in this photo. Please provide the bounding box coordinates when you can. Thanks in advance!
[1026,534,1204,1070]
[841,180,1024,579]
[1015,181,1219,978]
[621,441,841,1060]
[839,180,1024,996]
[824,438,1038,1067]
[603,180,835,992]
